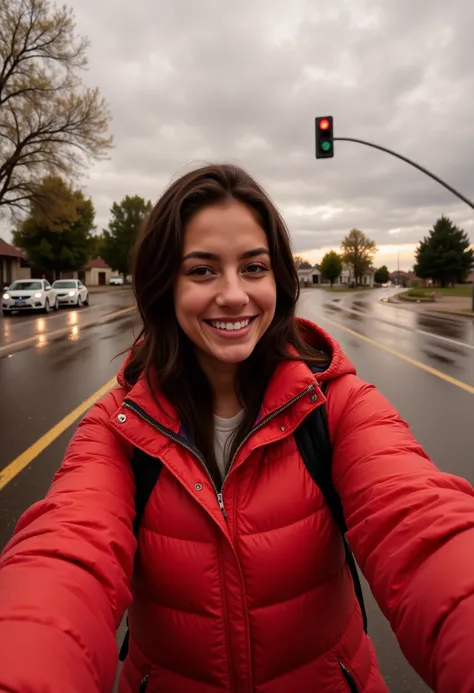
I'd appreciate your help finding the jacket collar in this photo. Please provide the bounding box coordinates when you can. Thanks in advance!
[116,318,355,433]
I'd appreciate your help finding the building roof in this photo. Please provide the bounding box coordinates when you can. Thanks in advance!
[0,238,25,260]
[389,270,413,278]
[83,256,111,270]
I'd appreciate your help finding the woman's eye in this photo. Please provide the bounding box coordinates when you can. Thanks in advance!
[244,263,268,274]
[188,266,214,277]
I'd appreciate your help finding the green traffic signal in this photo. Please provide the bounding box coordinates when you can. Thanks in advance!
[321,141,332,152]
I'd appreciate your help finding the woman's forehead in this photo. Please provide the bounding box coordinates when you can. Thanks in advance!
[182,202,268,254]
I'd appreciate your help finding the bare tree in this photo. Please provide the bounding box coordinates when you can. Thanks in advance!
[0,0,113,214]
[293,254,312,269]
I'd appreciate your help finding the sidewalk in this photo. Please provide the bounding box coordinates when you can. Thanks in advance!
[87,285,131,294]
[386,294,473,319]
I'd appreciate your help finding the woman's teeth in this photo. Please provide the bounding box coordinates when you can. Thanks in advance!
[210,319,251,331]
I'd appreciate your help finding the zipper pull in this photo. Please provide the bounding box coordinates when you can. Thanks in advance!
[216,493,227,518]
[138,673,149,692]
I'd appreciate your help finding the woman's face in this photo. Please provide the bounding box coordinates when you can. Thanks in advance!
[174,200,277,370]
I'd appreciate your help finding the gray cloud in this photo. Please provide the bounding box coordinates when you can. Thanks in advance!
[60,0,474,266]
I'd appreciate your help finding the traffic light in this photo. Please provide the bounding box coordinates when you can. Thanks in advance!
[315,116,334,159]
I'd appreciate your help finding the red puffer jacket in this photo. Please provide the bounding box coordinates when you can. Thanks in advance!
[2,320,474,693]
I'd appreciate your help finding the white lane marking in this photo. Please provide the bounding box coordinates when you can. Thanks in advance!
[417,329,474,350]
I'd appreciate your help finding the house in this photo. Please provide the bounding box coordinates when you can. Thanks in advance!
[298,264,375,288]
[297,268,314,287]
[393,270,473,287]
[389,270,416,288]
[81,257,112,286]
[0,238,31,287]
[61,257,113,286]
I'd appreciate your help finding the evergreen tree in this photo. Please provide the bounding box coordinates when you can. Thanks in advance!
[414,216,473,287]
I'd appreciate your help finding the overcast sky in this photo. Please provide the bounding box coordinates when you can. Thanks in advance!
[23,0,474,270]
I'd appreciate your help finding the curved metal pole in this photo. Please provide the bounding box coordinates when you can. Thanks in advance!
[334,137,474,212]
[334,137,474,310]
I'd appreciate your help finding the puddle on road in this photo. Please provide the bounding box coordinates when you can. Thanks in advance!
[427,341,466,357]
[416,314,472,342]
[421,348,456,366]
[351,300,370,312]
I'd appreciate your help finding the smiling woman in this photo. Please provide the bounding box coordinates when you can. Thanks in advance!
[3,164,474,693]
[128,164,328,483]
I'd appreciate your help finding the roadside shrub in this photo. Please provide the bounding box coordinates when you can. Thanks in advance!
[406,288,435,299]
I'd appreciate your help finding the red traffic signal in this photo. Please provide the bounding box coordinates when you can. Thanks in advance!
[315,116,334,159]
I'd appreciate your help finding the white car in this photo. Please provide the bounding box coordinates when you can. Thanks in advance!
[52,279,89,308]
[109,275,124,285]
[2,279,59,315]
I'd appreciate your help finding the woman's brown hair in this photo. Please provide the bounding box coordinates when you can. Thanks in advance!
[126,163,329,487]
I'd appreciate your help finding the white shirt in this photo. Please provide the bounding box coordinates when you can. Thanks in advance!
[213,410,244,481]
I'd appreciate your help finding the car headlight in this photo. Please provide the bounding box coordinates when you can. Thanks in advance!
[68,291,76,297]
[34,292,42,298]
[3,293,9,300]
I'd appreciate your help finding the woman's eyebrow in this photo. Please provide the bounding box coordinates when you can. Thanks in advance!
[182,247,270,262]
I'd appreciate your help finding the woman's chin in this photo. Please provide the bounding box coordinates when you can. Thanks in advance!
[204,343,255,366]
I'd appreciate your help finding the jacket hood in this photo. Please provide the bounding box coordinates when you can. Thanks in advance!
[296,317,355,382]
[115,318,355,428]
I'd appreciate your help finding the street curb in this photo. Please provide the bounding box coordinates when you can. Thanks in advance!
[424,309,474,320]
[0,306,136,356]
[87,286,132,294]
[383,298,473,320]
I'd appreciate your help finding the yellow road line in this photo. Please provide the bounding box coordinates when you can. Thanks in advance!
[0,377,117,492]
[103,306,136,320]
[321,315,474,395]
[0,306,135,355]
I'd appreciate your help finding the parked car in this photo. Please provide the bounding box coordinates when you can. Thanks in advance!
[52,279,89,308]
[2,279,59,316]
[109,275,124,285]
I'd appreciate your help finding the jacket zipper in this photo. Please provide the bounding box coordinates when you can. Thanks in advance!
[339,660,360,693]
[123,382,316,519]
[122,399,225,515]
[219,383,316,498]
[138,673,149,692]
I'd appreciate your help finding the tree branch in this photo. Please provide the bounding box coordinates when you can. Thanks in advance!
[0,0,112,211]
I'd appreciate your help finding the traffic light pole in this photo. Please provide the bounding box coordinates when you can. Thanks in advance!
[334,137,474,311]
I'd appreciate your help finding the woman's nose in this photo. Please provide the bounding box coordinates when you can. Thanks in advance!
[215,275,250,308]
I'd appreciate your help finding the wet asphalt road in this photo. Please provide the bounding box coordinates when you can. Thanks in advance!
[1,286,474,693]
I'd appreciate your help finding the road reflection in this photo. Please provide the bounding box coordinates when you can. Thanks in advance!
[69,325,80,342]
[36,334,47,348]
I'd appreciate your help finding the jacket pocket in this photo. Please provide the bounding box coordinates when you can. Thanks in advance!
[339,660,360,693]
[138,673,149,692]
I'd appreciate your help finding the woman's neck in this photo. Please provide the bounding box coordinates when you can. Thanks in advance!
[197,353,242,418]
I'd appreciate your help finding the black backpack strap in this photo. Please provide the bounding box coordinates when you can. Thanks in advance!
[119,447,163,662]
[294,385,368,633]
[131,447,163,535]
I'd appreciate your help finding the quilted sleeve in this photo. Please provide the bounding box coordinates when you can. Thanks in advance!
[327,374,474,693]
[0,389,137,693]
